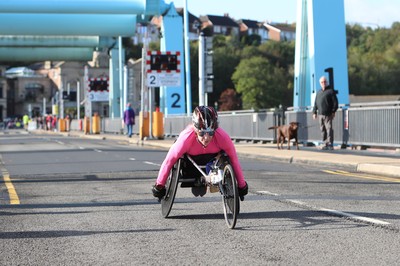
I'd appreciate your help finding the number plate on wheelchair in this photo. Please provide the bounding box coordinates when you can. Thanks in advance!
[210,169,223,184]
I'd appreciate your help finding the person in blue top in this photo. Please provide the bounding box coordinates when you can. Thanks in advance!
[123,102,136,138]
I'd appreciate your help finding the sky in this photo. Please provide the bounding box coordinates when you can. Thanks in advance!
[169,0,399,28]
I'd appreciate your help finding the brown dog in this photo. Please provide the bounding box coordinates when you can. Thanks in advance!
[268,122,300,150]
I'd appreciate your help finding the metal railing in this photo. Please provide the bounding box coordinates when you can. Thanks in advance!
[69,101,400,148]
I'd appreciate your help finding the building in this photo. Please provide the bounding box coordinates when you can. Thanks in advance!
[150,8,202,41]
[3,52,110,120]
[5,66,54,118]
[264,23,296,42]
[0,66,9,121]
[199,14,240,36]
[237,19,269,43]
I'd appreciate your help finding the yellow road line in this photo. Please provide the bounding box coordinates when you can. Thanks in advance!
[324,170,400,183]
[3,172,20,204]
[0,155,20,205]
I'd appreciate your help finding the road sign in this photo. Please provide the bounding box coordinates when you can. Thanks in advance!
[147,72,181,87]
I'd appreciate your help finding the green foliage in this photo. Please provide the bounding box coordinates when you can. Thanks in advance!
[122,37,138,60]
[232,56,290,110]
[347,23,400,95]
[209,42,241,107]
[240,34,262,46]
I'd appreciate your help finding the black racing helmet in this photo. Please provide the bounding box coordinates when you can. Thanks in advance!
[192,106,219,130]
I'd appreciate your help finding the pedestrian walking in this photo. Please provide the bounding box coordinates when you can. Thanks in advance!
[123,103,135,138]
[52,115,57,131]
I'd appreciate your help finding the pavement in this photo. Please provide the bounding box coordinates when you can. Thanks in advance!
[34,129,400,179]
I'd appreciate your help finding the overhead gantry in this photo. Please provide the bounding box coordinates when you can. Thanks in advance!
[0,0,171,118]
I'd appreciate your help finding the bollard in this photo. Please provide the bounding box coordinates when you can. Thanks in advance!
[83,116,90,134]
[78,119,83,131]
[58,118,66,132]
[152,111,164,139]
[65,117,70,132]
[92,113,100,134]
[139,111,149,140]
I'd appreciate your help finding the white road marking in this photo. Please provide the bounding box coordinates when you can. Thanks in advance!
[144,161,161,167]
[257,190,390,226]
[319,208,390,225]
[129,158,136,160]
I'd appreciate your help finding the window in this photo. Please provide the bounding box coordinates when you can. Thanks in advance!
[214,25,221,33]
[25,83,44,102]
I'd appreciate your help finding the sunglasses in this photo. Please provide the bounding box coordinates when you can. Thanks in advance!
[198,129,215,137]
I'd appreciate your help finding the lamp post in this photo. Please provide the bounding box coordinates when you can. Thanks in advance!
[184,0,193,115]
[77,79,80,120]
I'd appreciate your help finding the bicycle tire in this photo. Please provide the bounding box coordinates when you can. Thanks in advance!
[221,163,239,229]
[161,159,181,218]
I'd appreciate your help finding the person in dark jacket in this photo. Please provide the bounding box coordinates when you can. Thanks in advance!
[123,103,136,138]
[312,76,338,150]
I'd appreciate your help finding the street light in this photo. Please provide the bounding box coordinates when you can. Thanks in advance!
[77,79,80,120]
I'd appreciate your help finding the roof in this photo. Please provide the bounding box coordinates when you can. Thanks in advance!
[5,67,36,78]
[268,23,296,32]
[200,14,239,27]
[175,7,200,24]
[237,19,261,29]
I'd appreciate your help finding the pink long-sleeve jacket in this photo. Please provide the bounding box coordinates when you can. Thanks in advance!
[156,125,247,189]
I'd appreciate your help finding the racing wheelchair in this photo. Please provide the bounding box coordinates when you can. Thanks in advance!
[159,152,240,229]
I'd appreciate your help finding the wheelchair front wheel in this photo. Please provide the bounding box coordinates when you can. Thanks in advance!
[221,164,239,229]
[161,159,181,218]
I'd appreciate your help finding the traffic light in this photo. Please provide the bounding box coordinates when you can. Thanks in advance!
[205,37,213,93]
[150,54,178,71]
[89,79,108,92]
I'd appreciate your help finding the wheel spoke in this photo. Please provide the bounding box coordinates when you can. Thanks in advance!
[161,159,180,217]
[222,164,239,229]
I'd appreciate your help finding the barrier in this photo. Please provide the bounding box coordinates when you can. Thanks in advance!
[89,102,400,149]
[27,121,37,131]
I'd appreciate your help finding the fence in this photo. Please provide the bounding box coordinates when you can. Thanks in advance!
[69,101,400,148]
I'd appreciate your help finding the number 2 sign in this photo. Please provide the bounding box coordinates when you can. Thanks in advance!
[166,88,185,115]
[147,74,160,87]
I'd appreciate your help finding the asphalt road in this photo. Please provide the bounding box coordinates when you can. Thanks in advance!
[1,131,400,265]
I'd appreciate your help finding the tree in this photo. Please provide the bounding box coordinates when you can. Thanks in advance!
[209,44,241,107]
[232,56,290,110]
[218,88,242,111]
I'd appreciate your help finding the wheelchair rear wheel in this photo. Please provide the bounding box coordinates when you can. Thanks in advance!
[161,159,181,218]
[221,163,239,229]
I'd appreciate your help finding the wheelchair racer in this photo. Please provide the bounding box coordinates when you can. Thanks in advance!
[152,106,248,200]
